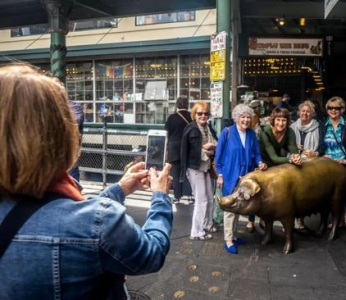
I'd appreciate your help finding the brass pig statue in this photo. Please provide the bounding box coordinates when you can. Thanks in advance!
[218,158,346,254]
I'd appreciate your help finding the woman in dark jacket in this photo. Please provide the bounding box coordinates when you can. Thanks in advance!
[180,101,218,240]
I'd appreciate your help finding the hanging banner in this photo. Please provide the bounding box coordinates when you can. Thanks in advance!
[248,37,323,57]
[210,31,227,81]
[210,81,223,118]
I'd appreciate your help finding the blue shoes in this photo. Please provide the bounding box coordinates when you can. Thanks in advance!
[224,237,246,254]
[224,243,238,254]
[233,237,246,245]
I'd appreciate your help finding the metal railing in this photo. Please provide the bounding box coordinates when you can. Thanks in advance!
[79,123,149,185]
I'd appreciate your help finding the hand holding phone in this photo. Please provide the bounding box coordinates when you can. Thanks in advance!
[118,162,150,196]
[145,130,167,172]
[149,163,172,194]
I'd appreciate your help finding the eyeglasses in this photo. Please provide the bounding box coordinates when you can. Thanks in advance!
[327,106,342,111]
[196,112,210,117]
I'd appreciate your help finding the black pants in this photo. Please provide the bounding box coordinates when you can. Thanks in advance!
[171,161,192,199]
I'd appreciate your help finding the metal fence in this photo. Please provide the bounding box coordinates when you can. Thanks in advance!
[80,125,148,185]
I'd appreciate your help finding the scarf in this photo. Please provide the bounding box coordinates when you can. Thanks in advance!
[46,172,84,201]
[290,118,319,151]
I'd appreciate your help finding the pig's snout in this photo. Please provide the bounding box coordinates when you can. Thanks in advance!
[218,195,235,207]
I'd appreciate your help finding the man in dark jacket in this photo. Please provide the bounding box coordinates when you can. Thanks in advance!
[165,97,193,204]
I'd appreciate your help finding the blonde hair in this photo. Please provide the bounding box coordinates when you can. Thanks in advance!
[298,100,316,117]
[0,64,79,197]
[325,96,345,110]
[191,101,210,120]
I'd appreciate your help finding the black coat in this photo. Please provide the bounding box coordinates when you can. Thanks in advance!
[180,120,218,182]
[164,110,192,163]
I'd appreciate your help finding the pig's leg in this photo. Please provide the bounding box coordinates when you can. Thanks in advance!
[328,210,342,241]
[282,219,295,254]
[261,220,273,245]
[316,210,329,237]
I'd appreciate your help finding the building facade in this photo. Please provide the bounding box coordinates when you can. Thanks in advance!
[0,9,216,125]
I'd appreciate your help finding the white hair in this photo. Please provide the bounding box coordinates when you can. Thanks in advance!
[232,104,254,122]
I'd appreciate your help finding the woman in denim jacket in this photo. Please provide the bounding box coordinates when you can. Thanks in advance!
[0,64,173,300]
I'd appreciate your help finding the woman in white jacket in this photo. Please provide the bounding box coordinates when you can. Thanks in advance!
[290,100,320,229]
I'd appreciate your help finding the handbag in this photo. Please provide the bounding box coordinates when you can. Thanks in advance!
[209,161,218,180]
[0,193,127,300]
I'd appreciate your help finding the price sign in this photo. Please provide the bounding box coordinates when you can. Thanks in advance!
[210,81,223,118]
[210,62,225,81]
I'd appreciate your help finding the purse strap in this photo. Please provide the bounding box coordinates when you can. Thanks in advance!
[331,129,346,157]
[177,111,189,124]
[0,193,61,259]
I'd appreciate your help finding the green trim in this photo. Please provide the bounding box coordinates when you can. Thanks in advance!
[0,36,210,61]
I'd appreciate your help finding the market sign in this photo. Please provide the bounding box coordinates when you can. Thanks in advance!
[210,31,227,81]
[210,81,223,118]
[325,0,339,19]
[248,37,323,57]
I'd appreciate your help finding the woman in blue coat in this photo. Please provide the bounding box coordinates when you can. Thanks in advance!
[215,104,267,254]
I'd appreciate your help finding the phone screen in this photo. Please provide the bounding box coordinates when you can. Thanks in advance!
[146,131,167,171]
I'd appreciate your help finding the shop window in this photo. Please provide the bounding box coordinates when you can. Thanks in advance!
[70,18,118,32]
[10,17,118,37]
[11,25,49,37]
[180,54,211,104]
[32,54,211,125]
[66,61,93,101]
[136,11,195,26]
[135,56,177,124]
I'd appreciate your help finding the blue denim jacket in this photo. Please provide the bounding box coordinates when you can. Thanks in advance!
[0,184,173,300]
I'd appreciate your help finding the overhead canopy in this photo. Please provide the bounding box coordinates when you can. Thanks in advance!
[1,0,346,42]
[0,0,216,28]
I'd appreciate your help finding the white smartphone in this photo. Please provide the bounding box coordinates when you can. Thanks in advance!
[145,129,167,172]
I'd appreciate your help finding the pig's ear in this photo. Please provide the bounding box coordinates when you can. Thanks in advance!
[249,179,261,196]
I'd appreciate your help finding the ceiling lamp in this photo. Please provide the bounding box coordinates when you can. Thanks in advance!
[278,18,285,26]
[299,18,306,26]
[271,61,280,70]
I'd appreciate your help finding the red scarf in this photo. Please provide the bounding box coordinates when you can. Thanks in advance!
[46,172,84,201]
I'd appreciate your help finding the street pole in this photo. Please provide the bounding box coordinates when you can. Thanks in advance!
[43,0,72,84]
[214,0,231,135]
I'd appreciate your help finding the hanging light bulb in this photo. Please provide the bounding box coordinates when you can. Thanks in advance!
[278,18,285,26]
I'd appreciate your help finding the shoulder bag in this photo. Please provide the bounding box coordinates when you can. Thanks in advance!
[177,111,189,124]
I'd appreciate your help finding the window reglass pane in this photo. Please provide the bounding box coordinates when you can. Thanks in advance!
[10,17,118,37]
[136,11,195,26]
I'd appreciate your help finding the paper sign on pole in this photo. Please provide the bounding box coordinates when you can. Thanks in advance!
[210,81,223,118]
[210,31,227,81]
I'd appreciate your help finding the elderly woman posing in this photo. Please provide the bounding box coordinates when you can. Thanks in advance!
[180,101,218,241]
[215,104,267,254]
[318,96,346,227]
[259,107,302,167]
[290,100,320,229]
[258,107,302,231]
[290,100,320,160]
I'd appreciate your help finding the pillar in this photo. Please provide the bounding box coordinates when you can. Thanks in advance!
[215,0,231,134]
[42,0,72,84]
